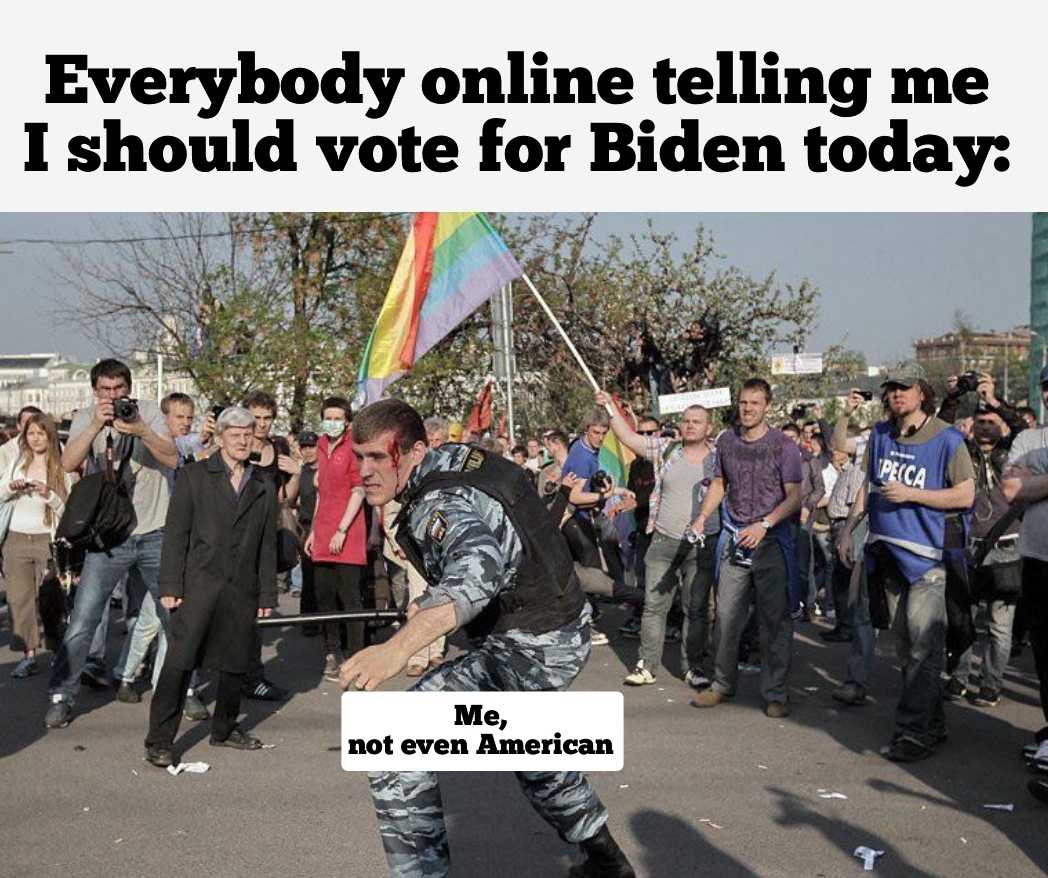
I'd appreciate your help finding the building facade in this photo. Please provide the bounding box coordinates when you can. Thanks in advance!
[0,353,201,422]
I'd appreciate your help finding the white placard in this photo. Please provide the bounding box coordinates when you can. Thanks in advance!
[771,353,824,375]
[340,691,624,772]
[657,387,732,415]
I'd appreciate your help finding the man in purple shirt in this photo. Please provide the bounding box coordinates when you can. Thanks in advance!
[690,378,803,717]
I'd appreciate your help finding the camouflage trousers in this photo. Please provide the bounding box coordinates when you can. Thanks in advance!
[368,609,609,878]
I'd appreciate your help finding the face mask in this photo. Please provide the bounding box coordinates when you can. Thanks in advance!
[973,423,1001,444]
[321,419,346,439]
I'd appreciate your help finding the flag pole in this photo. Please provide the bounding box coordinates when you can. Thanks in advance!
[520,272,614,416]
[503,283,516,443]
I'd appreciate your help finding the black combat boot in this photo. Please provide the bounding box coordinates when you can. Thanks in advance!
[569,825,636,878]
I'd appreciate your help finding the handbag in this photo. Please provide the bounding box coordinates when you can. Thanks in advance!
[54,434,134,553]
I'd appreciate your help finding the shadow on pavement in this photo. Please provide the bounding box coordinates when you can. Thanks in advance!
[631,808,757,878]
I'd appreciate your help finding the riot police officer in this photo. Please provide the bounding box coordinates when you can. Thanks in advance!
[339,398,634,878]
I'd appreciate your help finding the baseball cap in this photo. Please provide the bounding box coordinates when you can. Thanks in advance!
[297,430,319,447]
[880,362,925,389]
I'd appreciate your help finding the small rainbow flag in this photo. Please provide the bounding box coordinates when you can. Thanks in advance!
[599,395,636,487]
[356,213,522,406]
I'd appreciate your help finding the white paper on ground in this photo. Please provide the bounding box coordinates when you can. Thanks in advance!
[166,761,211,776]
[820,792,848,800]
[853,846,884,871]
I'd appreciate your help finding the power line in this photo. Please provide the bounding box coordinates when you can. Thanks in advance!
[0,212,410,248]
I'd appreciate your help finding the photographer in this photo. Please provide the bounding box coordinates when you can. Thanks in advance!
[942,401,1023,706]
[45,359,177,729]
[939,371,1026,441]
[562,409,636,644]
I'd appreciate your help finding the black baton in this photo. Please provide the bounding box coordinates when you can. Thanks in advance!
[255,609,405,628]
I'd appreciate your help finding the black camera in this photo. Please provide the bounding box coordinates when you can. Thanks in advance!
[210,403,225,420]
[955,371,981,395]
[113,396,139,421]
[590,469,614,494]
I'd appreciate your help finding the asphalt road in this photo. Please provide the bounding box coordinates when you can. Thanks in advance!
[2,597,1047,878]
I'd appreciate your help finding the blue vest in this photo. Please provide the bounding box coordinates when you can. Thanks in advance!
[866,419,966,583]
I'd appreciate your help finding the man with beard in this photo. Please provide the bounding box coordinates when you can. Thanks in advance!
[838,366,975,762]
[340,399,634,878]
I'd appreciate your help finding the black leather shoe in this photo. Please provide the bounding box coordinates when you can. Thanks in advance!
[80,669,110,690]
[881,736,933,763]
[210,727,262,750]
[569,825,636,878]
[1030,778,1048,805]
[116,682,141,704]
[145,744,175,768]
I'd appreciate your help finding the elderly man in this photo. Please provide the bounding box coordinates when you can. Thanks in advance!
[143,407,278,768]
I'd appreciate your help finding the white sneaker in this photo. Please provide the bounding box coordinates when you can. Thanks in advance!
[590,631,610,646]
[1033,740,1048,770]
[623,662,656,686]
[685,670,711,690]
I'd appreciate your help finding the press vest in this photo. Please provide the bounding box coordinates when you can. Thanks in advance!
[394,447,585,638]
[866,419,967,583]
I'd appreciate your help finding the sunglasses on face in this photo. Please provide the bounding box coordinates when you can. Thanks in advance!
[637,429,658,436]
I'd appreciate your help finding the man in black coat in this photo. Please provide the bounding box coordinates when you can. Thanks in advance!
[144,406,278,767]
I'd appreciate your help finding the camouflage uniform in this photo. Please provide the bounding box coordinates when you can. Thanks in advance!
[369,445,608,878]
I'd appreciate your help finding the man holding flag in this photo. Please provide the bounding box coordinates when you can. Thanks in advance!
[597,391,720,690]
[345,213,635,877]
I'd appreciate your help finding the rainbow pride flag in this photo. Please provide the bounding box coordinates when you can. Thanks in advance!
[599,431,635,488]
[597,395,636,487]
[356,213,522,406]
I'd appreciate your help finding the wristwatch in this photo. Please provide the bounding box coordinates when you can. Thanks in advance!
[337,525,348,535]
[759,517,773,530]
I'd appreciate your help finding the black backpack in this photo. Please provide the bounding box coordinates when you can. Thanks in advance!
[55,433,136,553]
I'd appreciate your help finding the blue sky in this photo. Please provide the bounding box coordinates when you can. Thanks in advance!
[0,213,1031,365]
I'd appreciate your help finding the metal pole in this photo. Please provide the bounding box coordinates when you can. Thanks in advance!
[256,609,404,628]
[504,283,516,444]
[1042,342,1047,424]
[1003,337,1009,401]
[156,353,163,403]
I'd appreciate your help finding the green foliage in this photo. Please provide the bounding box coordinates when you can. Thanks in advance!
[59,212,843,436]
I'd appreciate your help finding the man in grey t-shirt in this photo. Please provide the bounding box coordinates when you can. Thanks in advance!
[598,391,720,689]
[45,359,178,729]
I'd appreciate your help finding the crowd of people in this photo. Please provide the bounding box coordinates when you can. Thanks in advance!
[2,356,1048,817]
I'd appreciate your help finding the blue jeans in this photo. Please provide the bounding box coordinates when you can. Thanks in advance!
[114,567,167,689]
[50,530,168,703]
